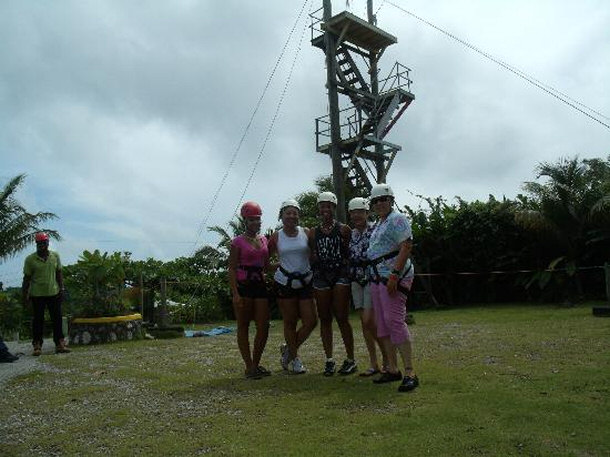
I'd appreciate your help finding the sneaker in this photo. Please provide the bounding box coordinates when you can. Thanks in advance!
[398,375,419,392]
[32,345,42,357]
[289,357,306,374]
[323,360,336,377]
[256,366,272,377]
[373,371,402,384]
[280,344,290,370]
[338,359,357,375]
[245,369,262,380]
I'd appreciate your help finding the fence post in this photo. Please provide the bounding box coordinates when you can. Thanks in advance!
[159,277,169,327]
[139,272,144,319]
[605,262,610,302]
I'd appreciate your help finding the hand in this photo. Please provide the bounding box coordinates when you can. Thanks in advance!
[386,276,398,296]
[232,294,242,308]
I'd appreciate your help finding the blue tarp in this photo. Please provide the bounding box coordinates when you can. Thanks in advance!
[184,326,234,338]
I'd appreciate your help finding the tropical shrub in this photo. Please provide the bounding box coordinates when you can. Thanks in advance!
[63,250,130,317]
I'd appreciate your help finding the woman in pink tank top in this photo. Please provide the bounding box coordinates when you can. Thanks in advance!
[228,201,270,379]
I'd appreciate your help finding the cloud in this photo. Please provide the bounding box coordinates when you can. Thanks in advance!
[1,0,609,286]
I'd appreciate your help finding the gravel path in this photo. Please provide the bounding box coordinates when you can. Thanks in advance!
[0,339,55,386]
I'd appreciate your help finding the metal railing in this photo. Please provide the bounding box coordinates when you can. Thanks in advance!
[315,105,366,150]
[309,6,324,42]
[379,61,413,94]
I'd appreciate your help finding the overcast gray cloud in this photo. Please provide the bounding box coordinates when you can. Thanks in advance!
[1,0,609,286]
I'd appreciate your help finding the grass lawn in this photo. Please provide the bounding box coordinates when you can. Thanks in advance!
[1,302,609,456]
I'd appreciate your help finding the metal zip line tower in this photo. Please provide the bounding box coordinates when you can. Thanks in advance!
[311,0,414,221]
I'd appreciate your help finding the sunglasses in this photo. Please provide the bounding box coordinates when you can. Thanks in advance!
[371,196,391,204]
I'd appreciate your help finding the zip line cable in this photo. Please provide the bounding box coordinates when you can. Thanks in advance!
[175,1,311,323]
[189,0,311,255]
[386,1,610,130]
[233,0,312,217]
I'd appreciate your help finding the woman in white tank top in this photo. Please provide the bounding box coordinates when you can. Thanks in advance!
[268,199,318,374]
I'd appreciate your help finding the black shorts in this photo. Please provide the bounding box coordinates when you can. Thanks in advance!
[237,281,268,299]
[312,268,350,290]
[275,281,313,300]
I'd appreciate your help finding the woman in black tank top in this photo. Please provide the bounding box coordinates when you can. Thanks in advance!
[308,192,357,376]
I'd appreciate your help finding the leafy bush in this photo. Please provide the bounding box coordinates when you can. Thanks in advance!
[63,250,131,317]
[0,291,23,337]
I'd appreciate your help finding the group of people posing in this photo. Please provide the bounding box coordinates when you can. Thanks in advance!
[228,183,419,393]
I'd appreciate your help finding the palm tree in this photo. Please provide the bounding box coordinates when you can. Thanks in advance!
[0,174,60,262]
[516,156,610,297]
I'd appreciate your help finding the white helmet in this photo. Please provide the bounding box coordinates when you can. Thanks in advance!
[280,199,300,212]
[348,197,369,212]
[370,183,394,200]
[317,191,338,205]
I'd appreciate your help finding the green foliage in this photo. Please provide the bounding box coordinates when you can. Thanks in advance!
[64,250,130,317]
[0,290,25,336]
[517,155,610,298]
[0,174,60,261]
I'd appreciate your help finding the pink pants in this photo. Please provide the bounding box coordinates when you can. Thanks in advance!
[370,281,412,345]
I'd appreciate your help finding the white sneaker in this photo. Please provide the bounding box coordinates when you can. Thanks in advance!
[289,357,306,374]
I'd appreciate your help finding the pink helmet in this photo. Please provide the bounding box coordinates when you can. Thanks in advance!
[240,201,262,219]
[35,232,50,242]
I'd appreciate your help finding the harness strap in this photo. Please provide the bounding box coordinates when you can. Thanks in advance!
[279,266,311,289]
[368,249,413,291]
[238,265,264,282]
[370,272,412,295]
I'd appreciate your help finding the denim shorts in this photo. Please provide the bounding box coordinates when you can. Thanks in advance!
[275,281,313,299]
[312,268,350,290]
[351,282,372,310]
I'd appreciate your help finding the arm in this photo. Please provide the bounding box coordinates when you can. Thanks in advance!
[227,243,241,306]
[56,269,64,290]
[266,232,279,273]
[339,224,351,260]
[386,239,413,295]
[22,275,31,303]
[307,227,318,265]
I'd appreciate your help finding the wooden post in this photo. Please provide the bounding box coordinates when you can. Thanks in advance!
[367,0,385,184]
[323,0,347,222]
[159,277,169,327]
[605,262,610,302]
[139,272,144,319]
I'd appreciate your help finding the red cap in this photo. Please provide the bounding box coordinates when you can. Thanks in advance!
[35,232,50,242]
[240,201,262,219]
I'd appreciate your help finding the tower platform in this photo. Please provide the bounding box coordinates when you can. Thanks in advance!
[311,11,397,52]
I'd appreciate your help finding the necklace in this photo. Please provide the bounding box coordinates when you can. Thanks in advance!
[320,220,335,233]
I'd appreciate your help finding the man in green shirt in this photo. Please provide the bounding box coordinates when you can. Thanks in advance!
[22,232,70,356]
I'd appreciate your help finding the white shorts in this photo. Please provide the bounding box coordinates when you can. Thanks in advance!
[351,282,372,310]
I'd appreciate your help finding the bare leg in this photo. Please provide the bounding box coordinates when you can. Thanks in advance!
[314,289,333,359]
[332,284,354,360]
[296,298,317,350]
[234,298,254,373]
[396,338,415,377]
[359,308,379,370]
[279,297,299,359]
[252,298,270,368]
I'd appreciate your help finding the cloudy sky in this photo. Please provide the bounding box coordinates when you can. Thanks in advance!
[1,0,609,286]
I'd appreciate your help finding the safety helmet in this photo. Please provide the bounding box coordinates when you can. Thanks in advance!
[35,232,50,242]
[348,197,369,212]
[370,183,394,200]
[240,201,262,219]
[280,199,300,212]
[317,191,337,206]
